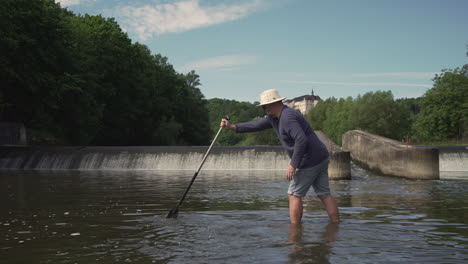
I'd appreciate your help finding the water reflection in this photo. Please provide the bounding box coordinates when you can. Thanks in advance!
[0,168,467,263]
[287,223,338,264]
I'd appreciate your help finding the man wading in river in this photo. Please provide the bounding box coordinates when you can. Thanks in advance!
[220,89,340,224]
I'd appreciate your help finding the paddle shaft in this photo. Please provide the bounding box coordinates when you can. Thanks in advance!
[171,126,224,211]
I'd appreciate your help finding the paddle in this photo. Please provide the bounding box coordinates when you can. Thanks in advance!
[166,116,230,219]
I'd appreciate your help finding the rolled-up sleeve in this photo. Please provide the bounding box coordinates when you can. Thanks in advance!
[236,117,272,133]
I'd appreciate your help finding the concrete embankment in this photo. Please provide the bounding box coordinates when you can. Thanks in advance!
[342,130,439,180]
[0,132,351,180]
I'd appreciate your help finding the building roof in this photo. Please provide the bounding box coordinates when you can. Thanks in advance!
[284,94,321,103]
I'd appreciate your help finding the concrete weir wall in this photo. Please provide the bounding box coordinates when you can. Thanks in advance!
[0,132,351,180]
[342,130,439,180]
[438,147,468,172]
[0,146,289,171]
[435,146,468,178]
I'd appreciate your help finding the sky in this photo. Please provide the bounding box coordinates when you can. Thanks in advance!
[57,0,468,103]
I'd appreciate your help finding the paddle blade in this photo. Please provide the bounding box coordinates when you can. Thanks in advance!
[166,207,179,219]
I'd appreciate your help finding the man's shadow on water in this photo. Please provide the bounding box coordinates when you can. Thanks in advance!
[287,222,339,264]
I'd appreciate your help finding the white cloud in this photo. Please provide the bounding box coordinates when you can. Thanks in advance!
[56,0,82,6]
[283,80,432,88]
[350,72,440,79]
[57,0,96,7]
[181,54,259,72]
[115,0,265,40]
[279,72,439,79]
[279,71,438,89]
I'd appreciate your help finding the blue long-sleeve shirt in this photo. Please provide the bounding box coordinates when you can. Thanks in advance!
[236,106,329,169]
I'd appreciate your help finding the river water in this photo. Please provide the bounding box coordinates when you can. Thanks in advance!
[0,164,467,263]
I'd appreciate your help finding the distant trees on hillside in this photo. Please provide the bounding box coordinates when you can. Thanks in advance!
[308,50,467,145]
[307,91,414,145]
[208,61,468,146]
[205,98,280,145]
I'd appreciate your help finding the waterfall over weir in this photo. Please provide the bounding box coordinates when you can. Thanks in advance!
[0,146,292,171]
[438,146,468,178]
[0,144,352,179]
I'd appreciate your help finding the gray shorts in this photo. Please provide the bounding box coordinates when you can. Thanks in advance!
[288,159,330,198]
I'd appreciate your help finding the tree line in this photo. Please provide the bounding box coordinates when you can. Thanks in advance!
[0,0,210,146]
[206,98,280,146]
[207,49,467,146]
[1,1,465,147]
[308,62,467,145]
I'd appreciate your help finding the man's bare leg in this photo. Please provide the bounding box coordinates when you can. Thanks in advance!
[288,194,303,224]
[319,194,340,223]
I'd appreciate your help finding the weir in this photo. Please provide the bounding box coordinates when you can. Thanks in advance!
[436,146,468,178]
[0,132,351,180]
[0,146,291,171]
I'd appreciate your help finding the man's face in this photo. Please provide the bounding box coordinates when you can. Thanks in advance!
[262,103,273,116]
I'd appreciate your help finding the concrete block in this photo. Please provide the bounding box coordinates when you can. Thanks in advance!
[342,130,439,180]
[315,131,351,180]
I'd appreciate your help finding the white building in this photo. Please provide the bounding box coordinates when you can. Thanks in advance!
[284,93,321,115]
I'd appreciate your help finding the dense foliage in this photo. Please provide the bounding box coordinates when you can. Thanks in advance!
[307,92,414,145]
[205,98,280,145]
[0,0,210,145]
[307,61,467,145]
[1,0,465,147]
[207,64,467,147]
[412,65,468,142]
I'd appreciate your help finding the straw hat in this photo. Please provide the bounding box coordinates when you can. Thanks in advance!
[257,89,286,106]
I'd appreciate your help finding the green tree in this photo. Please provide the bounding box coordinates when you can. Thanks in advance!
[307,97,337,131]
[66,14,154,145]
[308,97,353,145]
[174,70,211,145]
[412,65,468,142]
[0,0,74,143]
[239,123,281,145]
[350,91,408,141]
[206,98,264,145]
[323,97,354,145]
[0,1,212,146]
[396,97,420,140]
[63,14,211,146]
[308,92,413,145]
